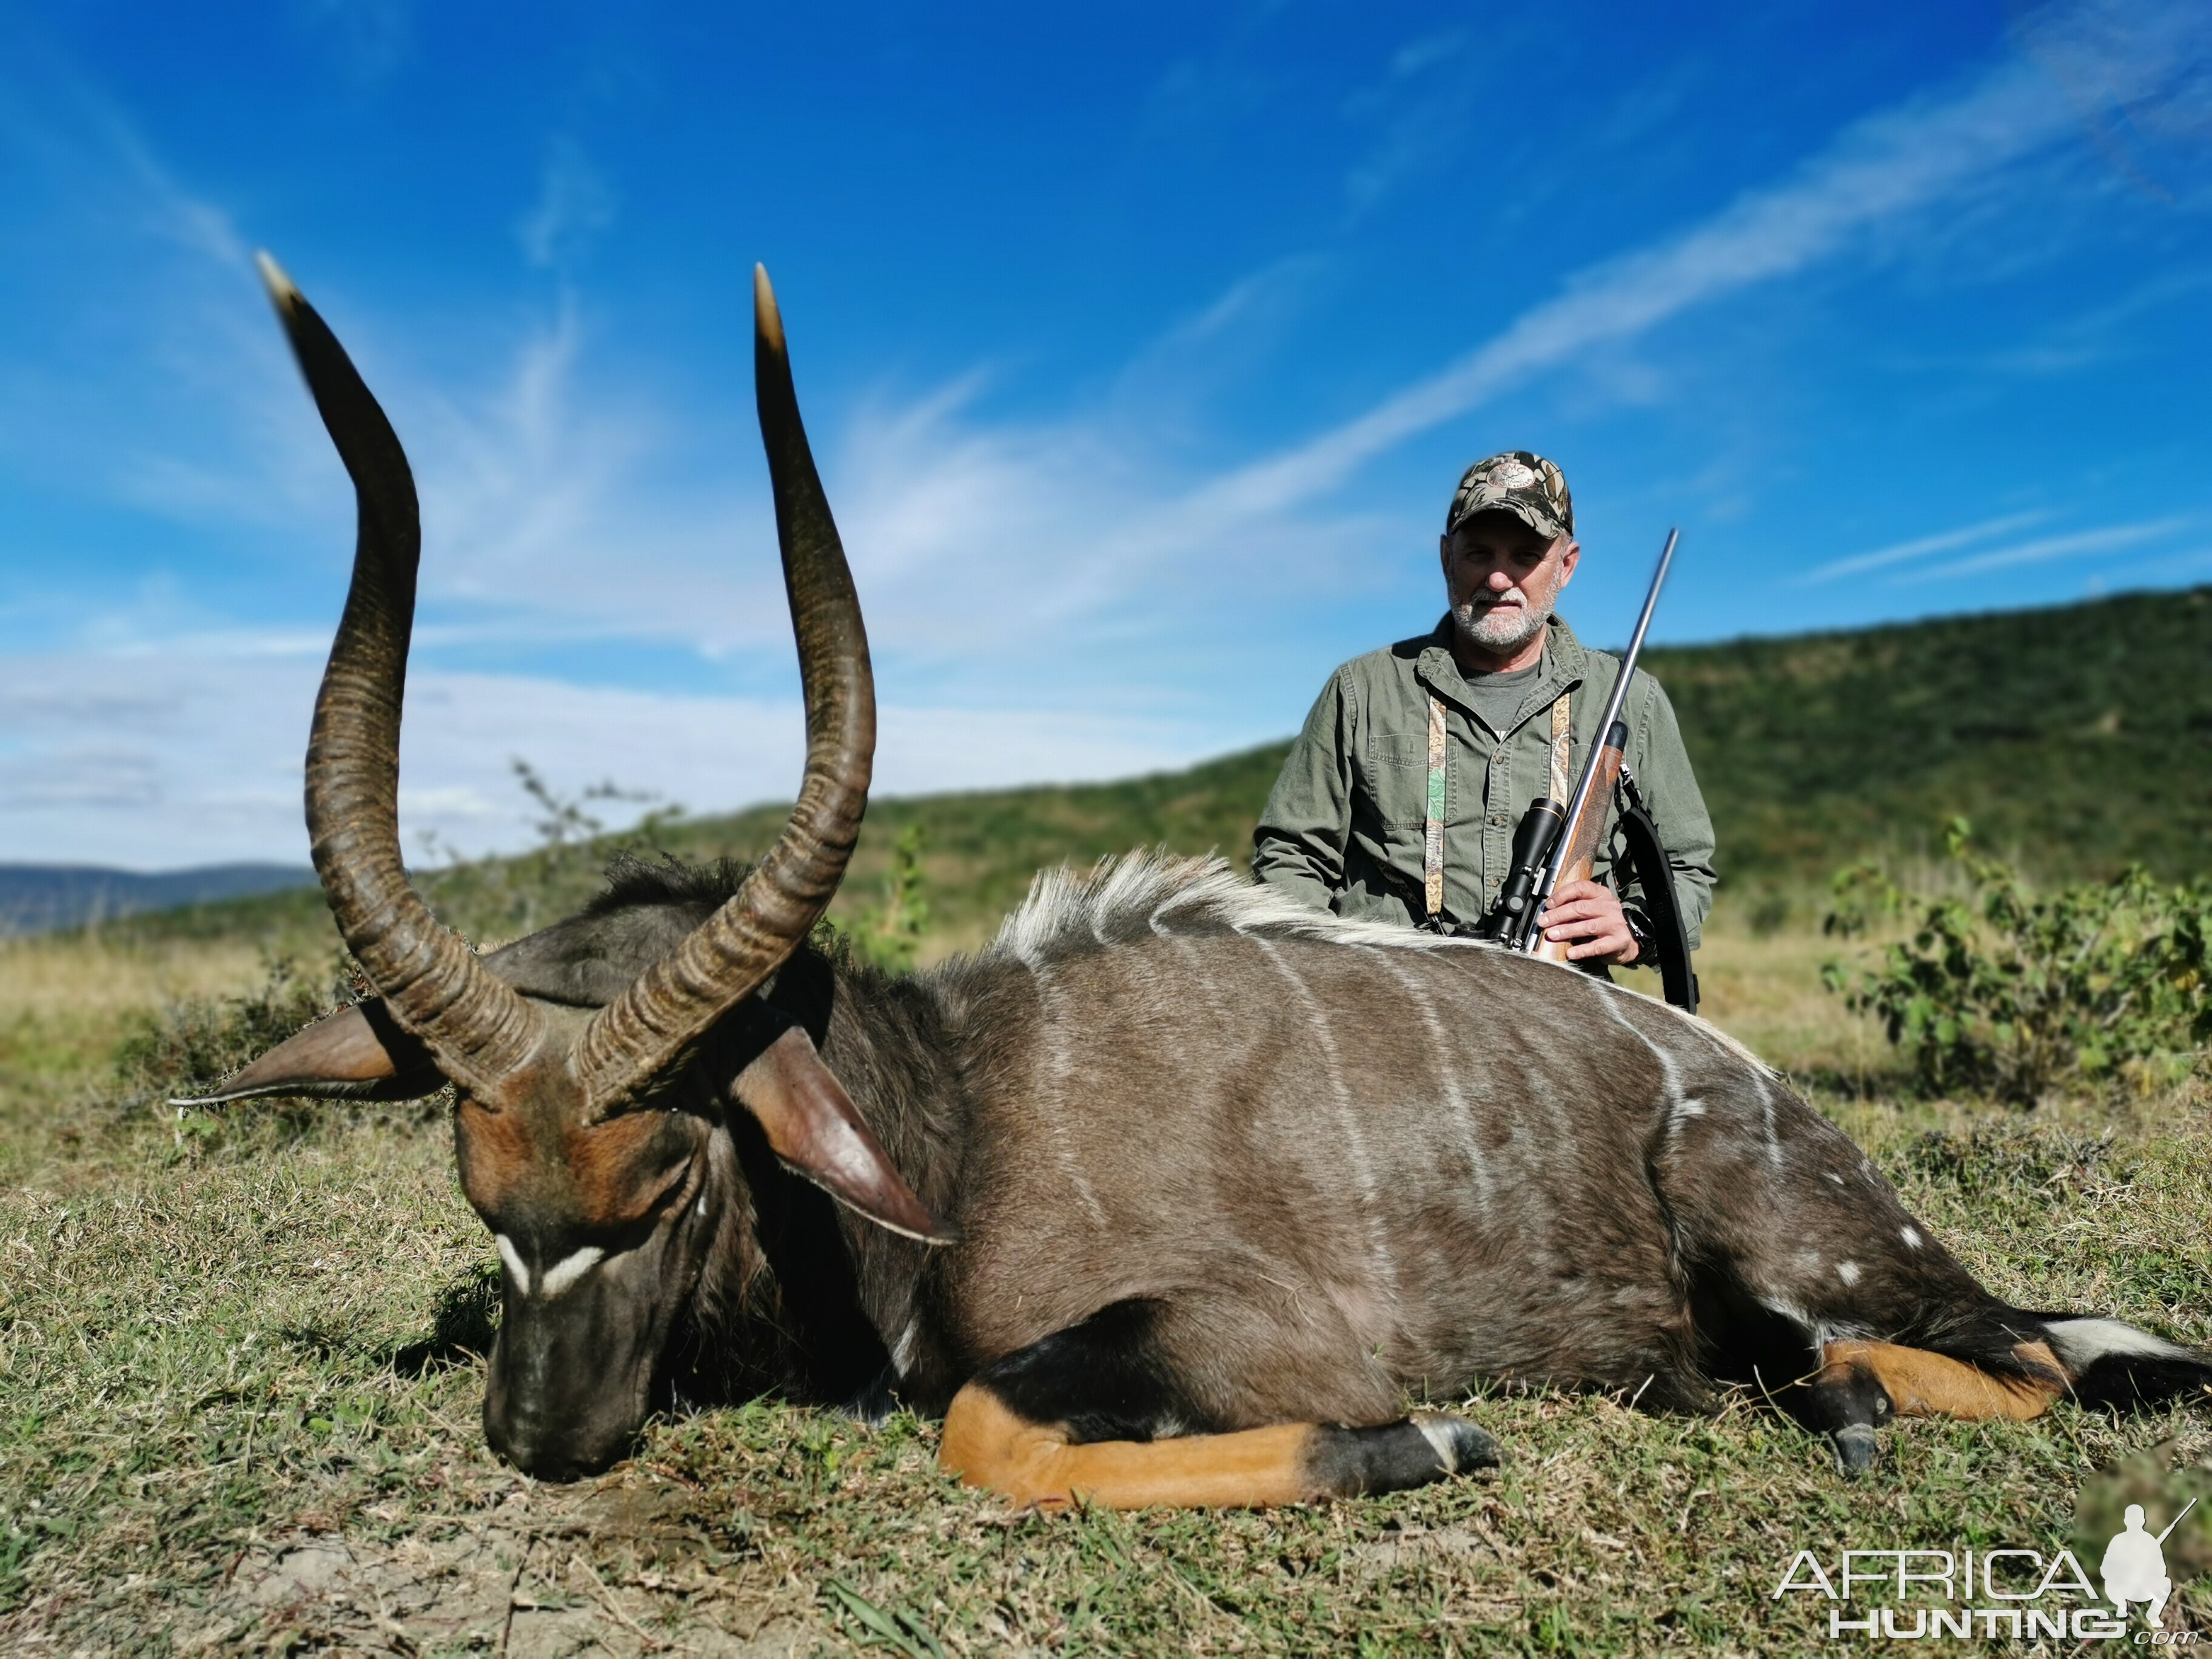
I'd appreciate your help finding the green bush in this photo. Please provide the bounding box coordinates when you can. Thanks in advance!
[1822,818,2211,1104]
[839,823,930,973]
[113,952,362,1107]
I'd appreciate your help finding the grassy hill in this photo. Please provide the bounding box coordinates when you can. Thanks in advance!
[105,585,2212,958]
[1644,582,2212,893]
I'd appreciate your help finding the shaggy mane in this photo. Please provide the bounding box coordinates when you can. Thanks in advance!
[982,850,1771,1072]
[985,851,1484,964]
[586,852,751,917]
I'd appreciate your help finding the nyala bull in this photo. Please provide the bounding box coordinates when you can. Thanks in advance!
[192,256,2212,1506]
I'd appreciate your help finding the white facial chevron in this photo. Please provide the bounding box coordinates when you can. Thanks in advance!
[493,1235,608,1299]
[540,1246,606,1299]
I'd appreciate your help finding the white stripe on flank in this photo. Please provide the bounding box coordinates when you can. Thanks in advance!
[1253,936,1399,1313]
[1591,982,1694,1136]
[495,1234,530,1292]
[1022,963,1109,1227]
[1365,947,1493,1216]
[540,1245,606,1299]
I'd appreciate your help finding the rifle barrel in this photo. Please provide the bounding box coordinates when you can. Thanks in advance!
[1521,526,1679,948]
[2155,1495,2199,1544]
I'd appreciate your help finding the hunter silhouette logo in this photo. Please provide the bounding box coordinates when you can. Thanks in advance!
[1772,1493,2205,1642]
[2103,1498,2197,1630]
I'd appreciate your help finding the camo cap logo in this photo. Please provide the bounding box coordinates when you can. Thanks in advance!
[1446,451,1575,543]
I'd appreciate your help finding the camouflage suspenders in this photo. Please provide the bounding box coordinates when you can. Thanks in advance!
[1423,691,1571,924]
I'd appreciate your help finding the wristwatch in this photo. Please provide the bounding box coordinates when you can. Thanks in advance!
[1624,910,1655,964]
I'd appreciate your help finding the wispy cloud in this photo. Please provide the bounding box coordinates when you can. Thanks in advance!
[0,650,1229,865]
[1800,511,2050,583]
[517,137,617,270]
[1387,30,1467,81]
[1341,29,1476,216]
[129,11,2212,636]
[1903,517,2186,582]
[932,4,2207,611]
[19,0,2203,675]
[1206,67,2088,521]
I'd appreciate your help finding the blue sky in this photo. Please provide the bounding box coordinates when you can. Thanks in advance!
[2,1,2209,867]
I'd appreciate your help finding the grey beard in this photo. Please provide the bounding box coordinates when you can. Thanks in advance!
[1452,598,1547,652]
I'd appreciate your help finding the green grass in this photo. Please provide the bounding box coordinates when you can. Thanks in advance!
[3,922,2209,1654]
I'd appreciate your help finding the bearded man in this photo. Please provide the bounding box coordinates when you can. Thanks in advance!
[1253,451,1715,968]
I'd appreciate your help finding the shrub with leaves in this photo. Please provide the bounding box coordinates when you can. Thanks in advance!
[1822,818,2211,1103]
[847,823,930,973]
[113,951,363,1107]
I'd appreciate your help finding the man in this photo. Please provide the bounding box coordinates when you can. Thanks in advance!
[2099,1504,2174,1629]
[1253,451,1714,968]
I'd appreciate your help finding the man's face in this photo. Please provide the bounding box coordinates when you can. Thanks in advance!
[1439,510,1580,657]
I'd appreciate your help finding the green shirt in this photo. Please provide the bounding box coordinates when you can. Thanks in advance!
[1252,615,1717,946]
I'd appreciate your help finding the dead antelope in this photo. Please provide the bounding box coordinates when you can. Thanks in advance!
[191,258,2212,1506]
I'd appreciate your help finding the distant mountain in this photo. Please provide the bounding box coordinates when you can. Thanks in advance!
[0,863,318,936]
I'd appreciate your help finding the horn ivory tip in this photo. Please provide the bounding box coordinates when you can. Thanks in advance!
[753,263,785,355]
[254,250,302,312]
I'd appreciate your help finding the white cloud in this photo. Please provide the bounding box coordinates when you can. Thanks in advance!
[1800,511,2051,584]
[517,137,617,270]
[836,1,2209,629]
[1903,517,2186,582]
[1203,75,2083,522]
[23,1,2205,677]
[0,650,1233,866]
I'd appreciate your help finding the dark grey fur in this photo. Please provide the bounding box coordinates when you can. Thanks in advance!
[534,851,2205,1455]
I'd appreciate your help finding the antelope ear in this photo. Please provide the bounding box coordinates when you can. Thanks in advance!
[731,1024,958,1244]
[169,999,446,1107]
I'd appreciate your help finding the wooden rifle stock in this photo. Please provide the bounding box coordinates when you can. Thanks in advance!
[1505,526,1678,964]
[1533,725,1625,965]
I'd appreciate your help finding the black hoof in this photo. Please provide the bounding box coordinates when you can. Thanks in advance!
[1305,1412,1501,1497]
[841,1364,900,1426]
[1413,1412,1503,1476]
[1829,1423,1879,1476]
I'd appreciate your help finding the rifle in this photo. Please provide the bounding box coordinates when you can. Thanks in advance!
[2155,1496,2199,1546]
[1474,528,1698,1011]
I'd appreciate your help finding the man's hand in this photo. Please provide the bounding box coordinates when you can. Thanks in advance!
[1539,879,1639,965]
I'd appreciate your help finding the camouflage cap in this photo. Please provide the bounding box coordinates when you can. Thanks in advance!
[1444,451,1575,543]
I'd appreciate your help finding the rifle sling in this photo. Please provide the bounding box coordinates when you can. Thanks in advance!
[1615,768,1698,1013]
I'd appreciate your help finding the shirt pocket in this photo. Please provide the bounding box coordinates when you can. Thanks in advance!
[1373,731,1427,769]
[1362,730,1434,832]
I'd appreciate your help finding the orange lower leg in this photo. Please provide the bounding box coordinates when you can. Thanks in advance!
[939,1384,1319,1510]
[1821,1339,2064,1421]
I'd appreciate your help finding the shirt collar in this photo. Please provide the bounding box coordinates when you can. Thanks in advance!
[1417,614,1590,730]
